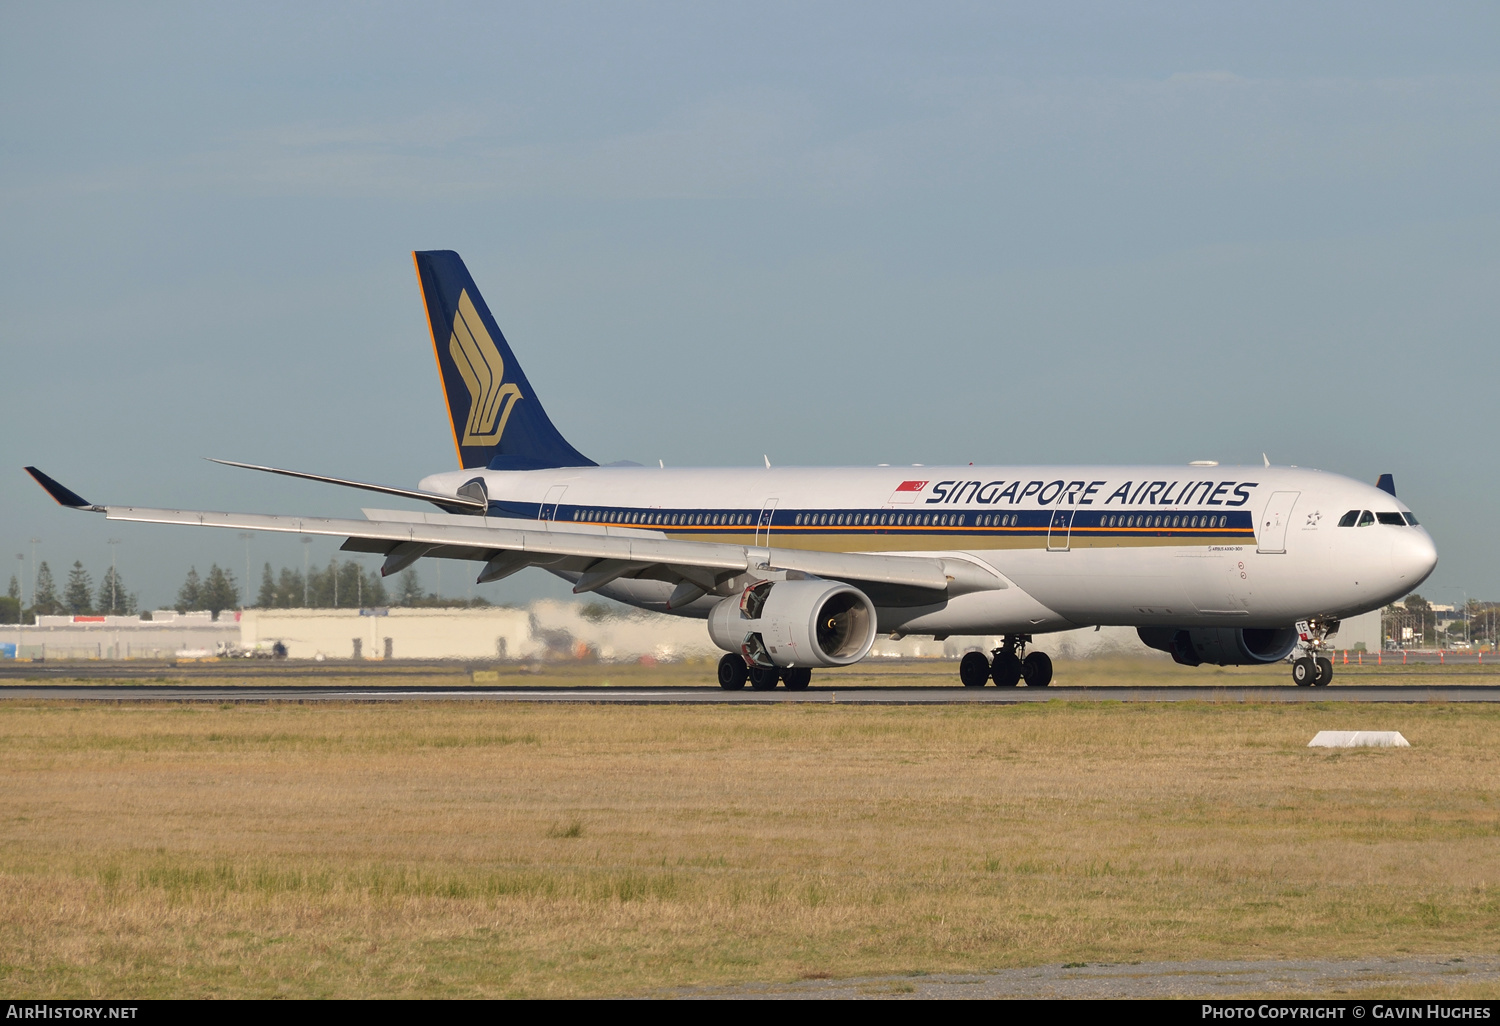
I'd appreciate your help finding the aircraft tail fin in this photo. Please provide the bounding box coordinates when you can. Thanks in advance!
[413,250,595,471]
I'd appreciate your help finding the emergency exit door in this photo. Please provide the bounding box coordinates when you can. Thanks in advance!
[1256,491,1299,553]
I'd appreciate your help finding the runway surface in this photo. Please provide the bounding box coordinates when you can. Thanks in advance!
[5,683,1500,703]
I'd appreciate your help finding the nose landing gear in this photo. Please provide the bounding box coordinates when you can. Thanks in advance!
[1290,619,1337,687]
[958,636,1052,687]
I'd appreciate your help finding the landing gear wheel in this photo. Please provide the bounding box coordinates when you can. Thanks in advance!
[717,654,747,690]
[782,667,812,690]
[749,666,780,690]
[1314,657,1333,687]
[1292,657,1316,687]
[1022,651,1053,687]
[960,652,991,687]
[991,651,1022,687]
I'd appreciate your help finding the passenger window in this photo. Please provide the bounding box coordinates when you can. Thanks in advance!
[1377,512,1405,526]
[1338,510,1359,527]
[1357,510,1375,527]
[1404,512,1420,526]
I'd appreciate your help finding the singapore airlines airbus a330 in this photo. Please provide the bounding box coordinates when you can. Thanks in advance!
[27,251,1437,689]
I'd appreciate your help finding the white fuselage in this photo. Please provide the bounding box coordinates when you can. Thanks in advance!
[419,463,1437,638]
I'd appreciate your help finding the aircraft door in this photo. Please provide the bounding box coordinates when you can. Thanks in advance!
[756,499,778,547]
[539,485,568,523]
[1256,491,1299,553]
[1046,501,1075,552]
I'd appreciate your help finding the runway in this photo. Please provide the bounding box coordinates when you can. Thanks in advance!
[4,683,1500,703]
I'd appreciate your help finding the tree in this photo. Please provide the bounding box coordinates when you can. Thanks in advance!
[201,564,238,620]
[1,575,17,624]
[276,567,302,608]
[361,565,388,607]
[398,567,424,607]
[64,562,94,616]
[32,562,60,616]
[307,557,337,608]
[1401,593,1435,646]
[176,567,202,612]
[257,563,276,608]
[96,566,135,615]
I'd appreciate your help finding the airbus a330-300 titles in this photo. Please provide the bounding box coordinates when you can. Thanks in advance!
[27,251,1438,689]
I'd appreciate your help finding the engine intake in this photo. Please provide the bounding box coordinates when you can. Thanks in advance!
[708,579,877,668]
[1137,626,1298,666]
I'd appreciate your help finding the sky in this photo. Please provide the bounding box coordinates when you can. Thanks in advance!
[2,1,1497,612]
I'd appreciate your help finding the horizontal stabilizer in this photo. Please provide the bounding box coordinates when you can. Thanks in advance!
[208,458,487,513]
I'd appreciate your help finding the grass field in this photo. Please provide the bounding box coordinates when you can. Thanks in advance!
[3,676,1499,997]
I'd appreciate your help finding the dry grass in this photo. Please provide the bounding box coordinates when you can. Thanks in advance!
[2,699,1499,997]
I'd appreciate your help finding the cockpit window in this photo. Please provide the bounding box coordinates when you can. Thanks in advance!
[1338,510,1360,527]
[1376,512,1405,526]
[1357,510,1375,527]
[1404,512,1420,526]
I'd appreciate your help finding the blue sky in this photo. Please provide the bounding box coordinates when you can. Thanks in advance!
[3,2,1497,610]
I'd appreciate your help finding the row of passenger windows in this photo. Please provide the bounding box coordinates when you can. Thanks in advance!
[796,512,963,526]
[1338,510,1419,527]
[573,509,753,526]
[571,507,1236,530]
[1099,513,1229,529]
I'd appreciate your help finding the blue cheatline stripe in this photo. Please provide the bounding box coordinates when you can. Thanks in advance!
[485,503,1256,539]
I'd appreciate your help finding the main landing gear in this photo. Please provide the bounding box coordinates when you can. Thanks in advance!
[1290,618,1336,687]
[959,635,1052,688]
[717,654,811,690]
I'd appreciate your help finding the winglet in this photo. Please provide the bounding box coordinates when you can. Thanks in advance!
[24,467,101,510]
[1376,473,1396,497]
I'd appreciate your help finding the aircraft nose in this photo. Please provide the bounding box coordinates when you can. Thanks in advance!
[1391,529,1438,590]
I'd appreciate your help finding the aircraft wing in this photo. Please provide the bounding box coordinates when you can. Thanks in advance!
[25,468,1004,598]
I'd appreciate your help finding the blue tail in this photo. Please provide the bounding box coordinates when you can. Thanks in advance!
[413,250,595,471]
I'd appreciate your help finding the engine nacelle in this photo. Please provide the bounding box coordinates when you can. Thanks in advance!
[708,579,877,668]
[1137,626,1299,666]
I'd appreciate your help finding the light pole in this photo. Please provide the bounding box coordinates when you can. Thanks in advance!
[301,537,311,607]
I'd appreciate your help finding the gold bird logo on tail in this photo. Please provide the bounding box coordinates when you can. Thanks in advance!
[449,289,523,445]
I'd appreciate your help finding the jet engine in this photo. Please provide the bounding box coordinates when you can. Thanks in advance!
[708,579,877,668]
[1137,626,1299,667]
